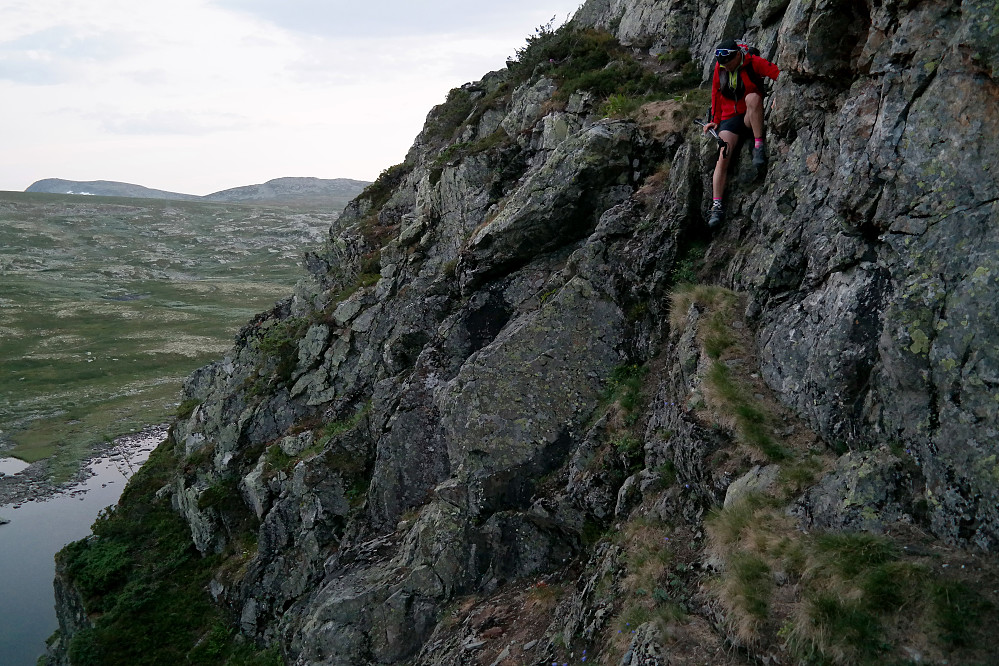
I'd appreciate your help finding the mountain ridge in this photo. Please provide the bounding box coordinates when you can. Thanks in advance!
[24,176,370,208]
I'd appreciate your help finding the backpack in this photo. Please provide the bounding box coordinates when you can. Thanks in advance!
[734,40,768,96]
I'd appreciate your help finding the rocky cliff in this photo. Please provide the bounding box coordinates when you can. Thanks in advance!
[49,0,999,664]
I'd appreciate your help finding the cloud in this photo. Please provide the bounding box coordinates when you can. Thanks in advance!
[210,0,579,39]
[120,68,171,86]
[3,25,134,59]
[96,109,257,136]
[0,0,586,193]
[0,24,136,85]
[0,54,71,85]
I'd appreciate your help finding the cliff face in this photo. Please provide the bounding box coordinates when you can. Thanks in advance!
[51,0,999,664]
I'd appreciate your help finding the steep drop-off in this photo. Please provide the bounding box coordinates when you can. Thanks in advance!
[48,0,999,664]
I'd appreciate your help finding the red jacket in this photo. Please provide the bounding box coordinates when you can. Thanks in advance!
[710,53,780,124]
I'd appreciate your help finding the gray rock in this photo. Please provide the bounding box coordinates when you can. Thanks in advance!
[439,276,625,517]
[618,622,664,665]
[615,473,642,518]
[458,121,645,293]
[801,447,919,533]
[724,465,781,509]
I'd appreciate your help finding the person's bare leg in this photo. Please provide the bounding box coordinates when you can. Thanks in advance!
[709,129,739,227]
[745,93,764,139]
[712,130,740,199]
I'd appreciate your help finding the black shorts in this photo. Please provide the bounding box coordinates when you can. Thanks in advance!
[718,114,752,137]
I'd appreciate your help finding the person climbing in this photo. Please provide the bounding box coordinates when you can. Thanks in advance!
[702,39,780,228]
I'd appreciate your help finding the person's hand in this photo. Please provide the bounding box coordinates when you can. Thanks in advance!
[703,122,717,134]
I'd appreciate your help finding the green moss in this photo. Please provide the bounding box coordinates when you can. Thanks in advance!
[175,399,201,420]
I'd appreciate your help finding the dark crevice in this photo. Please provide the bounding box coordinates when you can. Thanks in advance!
[464,288,515,354]
[473,427,576,522]
[927,380,942,433]
[845,266,893,427]
[949,336,975,407]
[894,62,940,137]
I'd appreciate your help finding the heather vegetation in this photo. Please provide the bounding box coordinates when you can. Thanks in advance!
[509,20,699,102]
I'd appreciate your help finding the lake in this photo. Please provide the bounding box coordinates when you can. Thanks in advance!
[0,429,163,665]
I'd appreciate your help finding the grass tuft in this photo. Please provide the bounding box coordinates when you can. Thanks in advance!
[709,494,995,664]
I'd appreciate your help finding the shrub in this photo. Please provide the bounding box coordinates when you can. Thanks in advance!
[64,537,132,600]
[176,399,201,420]
[670,242,706,285]
[423,88,474,145]
[510,24,688,103]
[357,163,410,214]
[605,363,648,420]
[255,316,310,386]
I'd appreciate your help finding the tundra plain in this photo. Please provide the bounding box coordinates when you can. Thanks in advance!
[0,191,338,477]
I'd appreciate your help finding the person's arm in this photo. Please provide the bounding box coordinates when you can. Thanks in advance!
[710,64,722,125]
[750,54,780,80]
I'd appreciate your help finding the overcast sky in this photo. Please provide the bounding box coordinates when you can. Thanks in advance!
[1,1,584,195]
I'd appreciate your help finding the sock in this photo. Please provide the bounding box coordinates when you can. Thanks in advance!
[755,138,765,149]
[712,198,723,208]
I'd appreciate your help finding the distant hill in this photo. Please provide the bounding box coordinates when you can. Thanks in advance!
[24,176,370,211]
[25,178,199,201]
[203,177,371,209]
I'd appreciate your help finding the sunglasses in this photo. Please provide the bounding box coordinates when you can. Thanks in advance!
[715,48,739,59]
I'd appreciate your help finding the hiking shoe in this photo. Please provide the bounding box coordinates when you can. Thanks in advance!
[708,203,724,229]
[752,144,767,168]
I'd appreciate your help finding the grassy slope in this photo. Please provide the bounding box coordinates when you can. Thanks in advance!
[0,192,338,474]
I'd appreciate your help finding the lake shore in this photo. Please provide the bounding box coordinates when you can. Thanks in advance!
[0,424,169,509]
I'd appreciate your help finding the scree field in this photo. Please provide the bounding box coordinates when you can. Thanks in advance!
[0,191,337,477]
